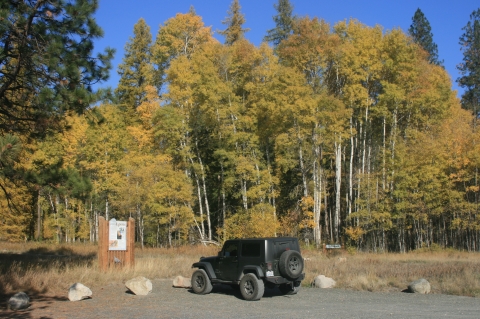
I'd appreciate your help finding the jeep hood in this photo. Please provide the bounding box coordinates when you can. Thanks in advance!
[199,255,217,263]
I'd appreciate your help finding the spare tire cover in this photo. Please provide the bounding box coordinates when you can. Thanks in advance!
[279,250,304,280]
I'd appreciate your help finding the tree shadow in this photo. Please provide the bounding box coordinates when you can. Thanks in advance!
[0,294,67,319]
[0,246,96,317]
[0,246,96,271]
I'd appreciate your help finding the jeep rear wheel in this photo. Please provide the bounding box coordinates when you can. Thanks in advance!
[239,273,265,301]
[279,250,304,280]
[191,269,213,295]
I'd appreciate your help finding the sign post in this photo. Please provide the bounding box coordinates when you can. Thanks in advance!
[322,243,344,255]
[98,216,135,271]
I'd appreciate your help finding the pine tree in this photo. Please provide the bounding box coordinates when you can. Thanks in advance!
[116,18,156,110]
[0,134,22,209]
[264,0,295,48]
[0,0,114,136]
[408,8,443,66]
[0,135,21,168]
[457,8,480,113]
[218,0,249,45]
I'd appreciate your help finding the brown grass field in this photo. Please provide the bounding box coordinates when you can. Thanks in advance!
[1,242,479,298]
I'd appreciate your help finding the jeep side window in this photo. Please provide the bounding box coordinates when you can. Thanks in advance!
[241,243,261,257]
[223,242,238,257]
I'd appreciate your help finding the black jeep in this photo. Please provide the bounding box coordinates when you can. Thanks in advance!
[191,237,305,301]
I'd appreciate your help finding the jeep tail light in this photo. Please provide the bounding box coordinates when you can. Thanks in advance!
[267,262,272,271]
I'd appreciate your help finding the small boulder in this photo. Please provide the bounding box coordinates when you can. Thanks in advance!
[125,276,152,295]
[313,275,336,288]
[68,283,92,301]
[8,292,30,310]
[408,278,431,294]
[173,275,191,288]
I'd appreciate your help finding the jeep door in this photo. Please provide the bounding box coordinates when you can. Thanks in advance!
[216,240,239,281]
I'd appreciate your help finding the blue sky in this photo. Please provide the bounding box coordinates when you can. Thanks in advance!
[93,0,479,97]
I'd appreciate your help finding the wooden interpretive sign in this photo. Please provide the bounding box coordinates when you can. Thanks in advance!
[98,216,135,271]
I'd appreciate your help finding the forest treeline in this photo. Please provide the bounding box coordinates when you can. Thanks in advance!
[1,1,480,252]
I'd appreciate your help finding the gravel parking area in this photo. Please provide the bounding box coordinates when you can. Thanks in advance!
[1,279,479,319]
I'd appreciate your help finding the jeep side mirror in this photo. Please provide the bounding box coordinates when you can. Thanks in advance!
[218,251,222,257]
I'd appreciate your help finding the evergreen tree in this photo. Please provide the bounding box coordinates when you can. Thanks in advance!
[116,18,156,110]
[457,8,480,113]
[0,134,22,208]
[264,0,295,48]
[408,8,442,66]
[218,0,249,45]
[0,0,114,136]
[0,135,21,169]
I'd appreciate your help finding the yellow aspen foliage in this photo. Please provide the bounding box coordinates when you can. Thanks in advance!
[0,180,30,242]
[152,11,216,80]
[41,215,56,241]
[345,226,365,243]
[278,17,338,92]
[299,196,316,230]
[221,204,278,240]
[127,85,160,150]
[61,112,88,170]
[334,19,384,110]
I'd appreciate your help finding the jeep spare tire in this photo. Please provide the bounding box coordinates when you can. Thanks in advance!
[279,250,304,280]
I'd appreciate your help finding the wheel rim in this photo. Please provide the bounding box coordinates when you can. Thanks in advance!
[195,275,204,289]
[289,256,300,272]
[243,279,254,296]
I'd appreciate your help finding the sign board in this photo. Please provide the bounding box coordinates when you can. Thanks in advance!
[108,218,127,251]
[98,216,135,270]
[326,244,342,249]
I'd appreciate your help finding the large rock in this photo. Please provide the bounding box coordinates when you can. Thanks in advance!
[8,292,30,310]
[68,283,92,301]
[313,275,336,288]
[408,278,431,294]
[125,276,152,295]
[173,275,191,288]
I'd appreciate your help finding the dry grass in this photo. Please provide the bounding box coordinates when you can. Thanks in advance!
[0,242,218,297]
[302,248,480,297]
[1,242,479,298]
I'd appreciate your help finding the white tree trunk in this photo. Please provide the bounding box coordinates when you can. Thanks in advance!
[334,140,342,242]
[198,153,212,240]
[299,144,308,197]
[348,117,354,219]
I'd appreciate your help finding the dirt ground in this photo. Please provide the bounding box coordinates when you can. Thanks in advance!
[1,278,479,319]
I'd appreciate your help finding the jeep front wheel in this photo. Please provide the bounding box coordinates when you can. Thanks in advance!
[239,273,265,301]
[279,250,304,280]
[191,269,213,295]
